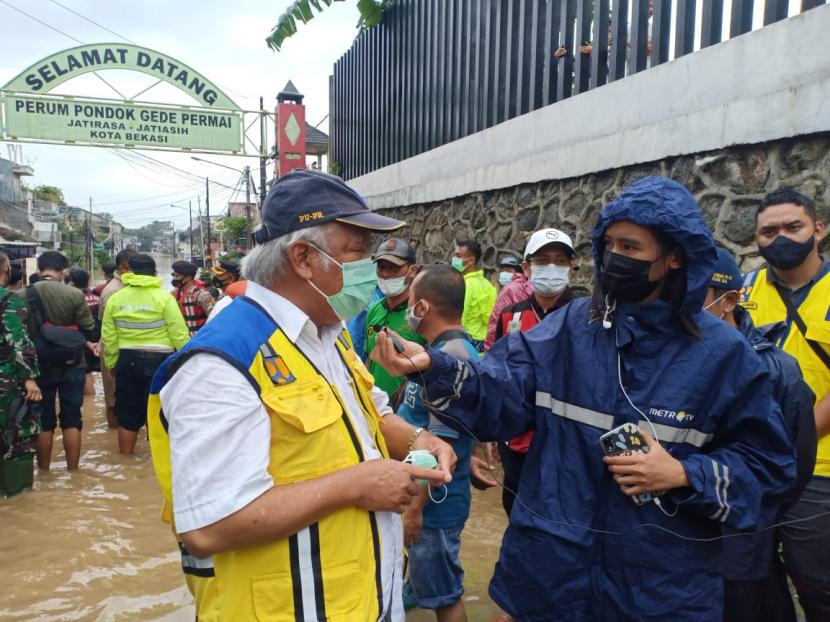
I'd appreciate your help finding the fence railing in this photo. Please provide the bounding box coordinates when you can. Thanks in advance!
[331,0,827,181]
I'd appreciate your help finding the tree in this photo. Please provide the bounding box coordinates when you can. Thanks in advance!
[125,220,174,251]
[266,0,395,51]
[32,185,66,205]
[221,216,247,243]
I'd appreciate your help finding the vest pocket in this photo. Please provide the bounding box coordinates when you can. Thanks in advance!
[251,560,361,621]
[261,376,343,433]
[261,376,355,482]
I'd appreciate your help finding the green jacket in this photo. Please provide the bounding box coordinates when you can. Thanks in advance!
[461,270,497,341]
[102,273,189,368]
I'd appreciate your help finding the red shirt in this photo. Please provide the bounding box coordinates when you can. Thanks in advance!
[495,289,573,452]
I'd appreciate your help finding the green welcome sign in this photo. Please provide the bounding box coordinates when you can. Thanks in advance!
[1,43,245,154]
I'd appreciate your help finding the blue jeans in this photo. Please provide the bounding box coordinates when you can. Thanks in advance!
[407,525,465,610]
[39,367,85,431]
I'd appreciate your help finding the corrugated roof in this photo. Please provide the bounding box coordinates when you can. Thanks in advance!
[305,123,329,145]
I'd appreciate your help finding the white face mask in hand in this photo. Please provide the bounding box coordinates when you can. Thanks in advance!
[530,264,569,296]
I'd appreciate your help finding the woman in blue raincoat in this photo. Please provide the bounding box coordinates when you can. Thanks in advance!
[372,177,795,621]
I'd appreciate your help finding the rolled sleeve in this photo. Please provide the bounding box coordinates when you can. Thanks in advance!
[371,384,393,417]
[160,353,273,533]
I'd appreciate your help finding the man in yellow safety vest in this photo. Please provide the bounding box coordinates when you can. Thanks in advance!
[740,187,830,621]
[148,169,455,621]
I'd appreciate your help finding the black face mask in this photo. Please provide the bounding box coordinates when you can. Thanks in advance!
[212,276,227,290]
[171,278,183,288]
[599,250,661,303]
[759,235,815,271]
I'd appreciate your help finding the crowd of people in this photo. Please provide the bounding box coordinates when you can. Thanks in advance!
[1,168,828,622]
[0,247,245,472]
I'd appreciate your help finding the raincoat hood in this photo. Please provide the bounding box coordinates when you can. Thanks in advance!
[591,176,717,314]
[122,272,163,288]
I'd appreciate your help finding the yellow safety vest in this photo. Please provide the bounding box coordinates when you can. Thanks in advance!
[741,267,830,476]
[147,296,391,621]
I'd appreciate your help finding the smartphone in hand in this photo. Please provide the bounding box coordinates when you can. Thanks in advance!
[599,423,655,505]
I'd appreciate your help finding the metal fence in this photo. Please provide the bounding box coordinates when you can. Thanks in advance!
[331,0,827,181]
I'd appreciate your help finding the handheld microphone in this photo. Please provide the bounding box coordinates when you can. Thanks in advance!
[372,324,406,353]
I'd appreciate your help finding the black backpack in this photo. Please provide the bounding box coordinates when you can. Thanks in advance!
[25,284,87,367]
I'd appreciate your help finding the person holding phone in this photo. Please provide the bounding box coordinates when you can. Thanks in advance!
[371,177,795,621]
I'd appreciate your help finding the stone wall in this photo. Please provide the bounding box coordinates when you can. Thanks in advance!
[377,133,830,290]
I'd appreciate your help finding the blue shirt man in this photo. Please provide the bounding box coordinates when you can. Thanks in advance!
[396,264,475,622]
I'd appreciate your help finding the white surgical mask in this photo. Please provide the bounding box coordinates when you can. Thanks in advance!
[378,276,408,297]
[405,300,426,333]
[703,290,731,319]
[530,264,569,296]
[498,271,513,287]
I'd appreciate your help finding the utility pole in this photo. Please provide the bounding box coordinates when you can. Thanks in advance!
[205,177,212,267]
[197,197,206,263]
[87,197,94,273]
[244,166,253,250]
[259,96,267,204]
[188,200,194,261]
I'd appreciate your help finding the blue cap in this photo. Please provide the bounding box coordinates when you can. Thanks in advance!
[709,248,743,290]
[254,170,404,244]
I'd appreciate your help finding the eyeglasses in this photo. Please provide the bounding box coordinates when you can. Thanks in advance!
[528,256,571,267]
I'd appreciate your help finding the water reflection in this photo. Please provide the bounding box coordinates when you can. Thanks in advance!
[0,376,195,622]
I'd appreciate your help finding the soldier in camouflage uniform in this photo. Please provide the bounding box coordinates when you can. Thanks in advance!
[0,251,41,460]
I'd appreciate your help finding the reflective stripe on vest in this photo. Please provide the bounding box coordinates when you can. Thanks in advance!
[179,542,215,578]
[114,319,166,329]
[177,288,208,333]
[148,319,388,621]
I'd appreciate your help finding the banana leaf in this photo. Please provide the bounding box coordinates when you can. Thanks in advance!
[266,0,395,51]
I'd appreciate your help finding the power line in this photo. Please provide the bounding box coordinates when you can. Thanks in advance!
[94,185,205,206]
[109,150,200,189]
[110,150,237,193]
[111,179,241,228]
[0,0,128,98]
[40,0,255,103]
[46,0,136,44]
[0,0,82,43]
[123,150,241,190]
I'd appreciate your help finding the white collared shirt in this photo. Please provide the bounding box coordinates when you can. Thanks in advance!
[160,280,403,621]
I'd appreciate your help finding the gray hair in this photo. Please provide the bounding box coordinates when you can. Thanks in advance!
[242,223,333,286]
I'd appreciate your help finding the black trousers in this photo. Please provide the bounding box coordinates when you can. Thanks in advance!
[780,476,830,622]
[114,350,169,432]
[499,443,527,517]
[724,547,796,622]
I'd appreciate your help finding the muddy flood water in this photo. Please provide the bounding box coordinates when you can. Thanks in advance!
[1,376,508,621]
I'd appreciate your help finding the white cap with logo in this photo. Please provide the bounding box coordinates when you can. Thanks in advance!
[524,228,575,259]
